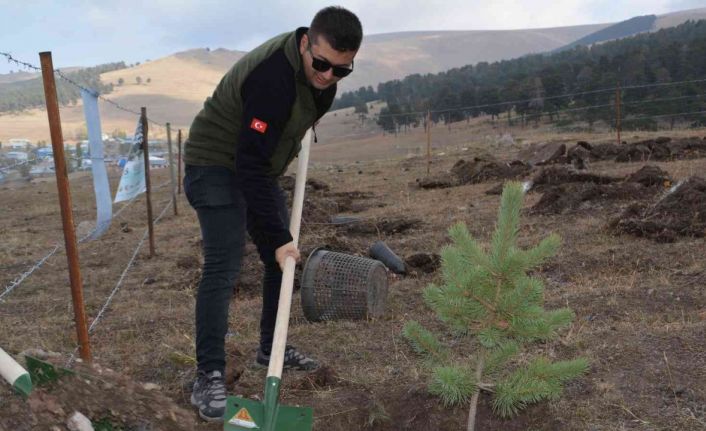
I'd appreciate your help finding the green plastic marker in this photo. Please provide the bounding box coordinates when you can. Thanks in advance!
[0,347,32,397]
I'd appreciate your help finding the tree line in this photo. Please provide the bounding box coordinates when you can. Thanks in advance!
[334,20,706,132]
[0,62,125,113]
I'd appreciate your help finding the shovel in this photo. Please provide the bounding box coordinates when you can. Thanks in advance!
[224,129,314,431]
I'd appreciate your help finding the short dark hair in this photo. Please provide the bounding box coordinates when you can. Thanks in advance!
[309,6,362,52]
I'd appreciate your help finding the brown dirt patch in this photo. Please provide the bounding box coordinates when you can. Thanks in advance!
[405,253,441,274]
[531,166,621,188]
[530,182,657,215]
[329,190,380,213]
[0,361,197,431]
[372,385,562,431]
[624,165,672,187]
[291,365,341,390]
[416,174,457,189]
[610,176,706,242]
[518,141,566,165]
[342,216,423,236]
[3,134,706,430]
[451,155,531,185]
[615,137,706,162]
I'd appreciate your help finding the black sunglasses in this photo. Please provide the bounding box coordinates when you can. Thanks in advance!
[307,43,354,78]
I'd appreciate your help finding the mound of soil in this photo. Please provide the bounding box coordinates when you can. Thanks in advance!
[282,176,379,220]
[531,182,656,215]
[532,166,621,188]
[451,156,531,185]
[534,137,706,166]
[567,147,590,170]
[518,141,566,165]
[663,136,706,159]
[302,196,339,223]
[0,361,196,431]
[329,190,378,213]
[588,142,623,160]
[405,253,441,273]
[343,216,423,236]
[291,365,341,390]
[531,165,672,215]
[615,137,706,162]
[624,165,672,187]
[610,176,706,242]
[417,174,457,189]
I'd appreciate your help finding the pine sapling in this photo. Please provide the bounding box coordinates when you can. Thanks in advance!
[403,181,588,430]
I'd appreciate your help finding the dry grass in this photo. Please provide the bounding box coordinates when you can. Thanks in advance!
[1,122,706,429]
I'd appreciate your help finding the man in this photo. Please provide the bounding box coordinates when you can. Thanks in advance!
[183,6,362,422]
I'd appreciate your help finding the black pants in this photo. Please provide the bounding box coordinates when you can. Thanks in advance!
[184,165,288,373]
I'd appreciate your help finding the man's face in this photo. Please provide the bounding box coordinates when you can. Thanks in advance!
[299,33,357,90]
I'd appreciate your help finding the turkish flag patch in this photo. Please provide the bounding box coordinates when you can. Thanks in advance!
[250,118,268,134]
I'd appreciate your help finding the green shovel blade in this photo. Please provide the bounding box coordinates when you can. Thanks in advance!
[25,355,73,386]
[224,395,312,431]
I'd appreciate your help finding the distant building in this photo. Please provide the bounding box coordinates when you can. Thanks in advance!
[6,151,29,161]
[29,161,55,176]
[8,139,32,150]
[36,147,53,159]
[149,156,168,168]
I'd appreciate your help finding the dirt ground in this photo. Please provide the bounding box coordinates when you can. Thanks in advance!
[1,130,705,430]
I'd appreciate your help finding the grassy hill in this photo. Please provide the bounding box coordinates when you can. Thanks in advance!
[1,7,704,146]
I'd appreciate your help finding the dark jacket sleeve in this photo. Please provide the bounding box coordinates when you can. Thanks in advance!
[235,53,296,249]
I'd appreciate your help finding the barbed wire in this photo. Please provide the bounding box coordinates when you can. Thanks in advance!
[113,179,171,220]
[0,179,172,302]
[489,92,706,121]
[372,77,706,119]
[1,51,166,127]
[0,160,29,173]
[605,108,706,122]
[66,196,175,367]
[363,94,706,130]
[0,245,61,302]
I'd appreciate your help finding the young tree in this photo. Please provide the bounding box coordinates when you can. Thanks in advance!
[136,76,142,85]
[403,182,588,431]
[117,77,124,86]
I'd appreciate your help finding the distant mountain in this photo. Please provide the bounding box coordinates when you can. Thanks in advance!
[553,7,706,53]
[173,48,247,71]
[338,24,609,93]
[2,7,706,143]
[654,6,706,29]
[0,70,38,85]
[554,15,657,52]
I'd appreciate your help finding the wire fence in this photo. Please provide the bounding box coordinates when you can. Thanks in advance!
[0,50,185,364]
[0,179,171,302]
[372,76,706,119]
[66,196,175,366]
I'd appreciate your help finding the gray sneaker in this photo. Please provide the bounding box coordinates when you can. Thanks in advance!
[190,370,227,422]
[255,345,320,371]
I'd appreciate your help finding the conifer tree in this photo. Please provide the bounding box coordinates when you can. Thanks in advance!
[403,182,588,430]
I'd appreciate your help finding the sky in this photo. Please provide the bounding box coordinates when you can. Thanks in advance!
[1,0,705,74]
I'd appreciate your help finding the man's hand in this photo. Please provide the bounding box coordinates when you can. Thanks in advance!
[275,241,301,272]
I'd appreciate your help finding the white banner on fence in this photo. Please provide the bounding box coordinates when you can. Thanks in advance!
[81,89,112,239]
[114,119,146,203]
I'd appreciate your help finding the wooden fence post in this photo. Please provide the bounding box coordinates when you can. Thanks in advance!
[39,51,92,362]
[141,108,155,257]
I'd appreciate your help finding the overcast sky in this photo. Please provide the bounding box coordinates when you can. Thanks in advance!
[1,0,705,74]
